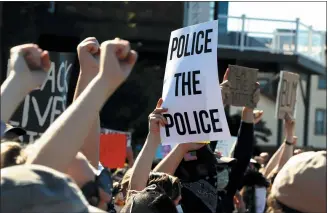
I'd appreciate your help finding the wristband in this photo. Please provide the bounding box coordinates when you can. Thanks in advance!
[285,140,293,146]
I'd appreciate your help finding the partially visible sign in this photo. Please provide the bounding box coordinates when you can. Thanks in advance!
[160,20,230,145]
[100,133,127,169]
[9,52,75,143]
[227,65,259,108]
[101,128,132,147]
[275,71,299,119]
[215,136,237,157]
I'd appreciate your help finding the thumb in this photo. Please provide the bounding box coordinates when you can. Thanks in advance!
[156,98,163,108]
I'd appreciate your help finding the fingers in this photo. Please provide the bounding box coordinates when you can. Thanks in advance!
[223,68,230,81]
[156,98,163,108]
[149,114,167,126]
[113,37,131,60]
[78,37,100,55]
[41,51,51,71]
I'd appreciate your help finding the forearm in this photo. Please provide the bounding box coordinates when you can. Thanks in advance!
[73,71,100,168]
[224,108,254,212]
[153,144,185,175]
[277,143,293,171]
[26,75,111,172]
[262,143,284,177]
[129,132,160,191]
[1,73,29,123]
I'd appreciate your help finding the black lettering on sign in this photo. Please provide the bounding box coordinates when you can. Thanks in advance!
[177,35,186,58]
[281,80,298,107]
[163,109,222,137]
[174,113,186,135]
[163,114,174,137]
[169,29,213,60]
[170,37,179,60]
[174,70,202,97]
[199,110,211,133]
[204,29,213,53]
[184,112,197,135]
[209,109,222,132]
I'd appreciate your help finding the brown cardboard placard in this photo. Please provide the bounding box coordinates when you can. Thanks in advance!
[227,65,259,108]
[275,71,299,119]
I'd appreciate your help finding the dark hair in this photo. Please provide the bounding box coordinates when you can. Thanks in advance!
[267,194,303,213]
[121,185,178,213]
[148,172,181,201]
[1,142,27,168]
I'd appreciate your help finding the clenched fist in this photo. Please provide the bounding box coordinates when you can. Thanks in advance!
[9,44,51,91]
[99,38,138,91]
[77,37,100,74]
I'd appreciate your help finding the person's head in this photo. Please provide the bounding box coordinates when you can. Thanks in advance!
[1,164,106,213]
[0,141,27,168]
[121,184,178,213]
[148,172,182,205]
[268,151,326,213]
[65,152,112,211]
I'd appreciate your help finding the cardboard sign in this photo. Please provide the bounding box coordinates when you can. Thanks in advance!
[101,128,132,147]
[9,52,75,143]
[215,136,237,157]
[275,71,299,119]
[160,20,230,144]
[227,65,258,108]
[100,133,127,169]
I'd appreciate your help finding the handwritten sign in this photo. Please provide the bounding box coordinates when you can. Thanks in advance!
[9,52,75,143]
[160,20,230,144]
[227,65,258,108]
[275,71,299,119]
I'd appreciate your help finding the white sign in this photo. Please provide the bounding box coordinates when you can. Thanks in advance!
[160,20,231,145]
[215,136,237,157]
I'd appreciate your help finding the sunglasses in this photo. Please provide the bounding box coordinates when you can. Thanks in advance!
[81,168,113,207]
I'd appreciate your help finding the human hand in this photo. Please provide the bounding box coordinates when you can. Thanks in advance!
[220,68,232,106]
[254,109,264,124]
[77,37,100,75]
[148,98,168,134]
[9,44,51,91]
[98,38,138,91]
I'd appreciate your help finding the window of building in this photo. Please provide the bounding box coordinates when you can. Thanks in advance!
[318,75,326,89]
[315,109,327,135]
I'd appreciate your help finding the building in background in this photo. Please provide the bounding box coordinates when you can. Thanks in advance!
[183,1,327,152]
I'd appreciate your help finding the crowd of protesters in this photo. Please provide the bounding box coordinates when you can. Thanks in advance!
[0,37,326,213]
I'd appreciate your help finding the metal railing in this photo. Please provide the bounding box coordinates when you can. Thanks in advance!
[217,14,326,66]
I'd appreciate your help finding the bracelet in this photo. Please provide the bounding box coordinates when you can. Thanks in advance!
[285,140,293,146]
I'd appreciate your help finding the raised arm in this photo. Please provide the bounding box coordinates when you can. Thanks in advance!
[223,83,260,213]
[276,116,295,170]
[1,44,50,123]
[26,39,138,173]
[73,37,101,168]
[128,99,167,192]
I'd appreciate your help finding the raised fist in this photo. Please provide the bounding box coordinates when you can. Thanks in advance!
[99,38,138,91]
[9,44,51,91]
[77,37,100,74]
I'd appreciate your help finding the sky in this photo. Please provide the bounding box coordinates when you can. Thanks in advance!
[228,2,327,32]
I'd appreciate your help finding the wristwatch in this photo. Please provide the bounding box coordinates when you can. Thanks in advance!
[284,140,293,146]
